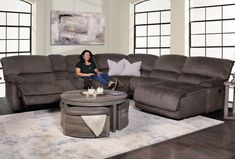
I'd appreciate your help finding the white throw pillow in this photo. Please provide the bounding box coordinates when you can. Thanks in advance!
[122,59,142,76]
[107,59,125,76]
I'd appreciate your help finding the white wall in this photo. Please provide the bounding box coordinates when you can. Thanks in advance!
[170,0,188,56]
[33,0,130,56]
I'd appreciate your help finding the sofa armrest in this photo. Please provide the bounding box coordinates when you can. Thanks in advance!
[199,78,224,87]
[4,75,27,84]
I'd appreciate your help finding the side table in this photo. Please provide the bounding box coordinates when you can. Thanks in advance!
[224,82,235,120]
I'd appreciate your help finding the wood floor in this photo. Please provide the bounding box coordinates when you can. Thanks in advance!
[0,98,235,159]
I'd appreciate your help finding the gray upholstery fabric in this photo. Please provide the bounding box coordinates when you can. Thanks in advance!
[177,73,211,84]
[53,72,70,80]
[134,82,205,112]
[48,54,67,71]
[19,73,56,83]
[18,83,62,95]
[182,56,234,80]
[22,94,61,106]
[129,77,164,92]
[1,55,53,75]
[127,54,158,77]
[94,54,127,70]
[150,54,187,81]
[152,54,187,73]
[64,55,80,73]
[69,78,84,89]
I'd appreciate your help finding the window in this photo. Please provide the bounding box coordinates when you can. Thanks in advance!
[190,0,235,101]
[134,0,170,56]
[0,0,32,97]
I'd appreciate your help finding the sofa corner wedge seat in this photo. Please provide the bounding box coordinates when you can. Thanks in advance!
[1,53,234,120]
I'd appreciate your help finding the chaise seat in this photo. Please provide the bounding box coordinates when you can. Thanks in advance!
[134,82,207,119]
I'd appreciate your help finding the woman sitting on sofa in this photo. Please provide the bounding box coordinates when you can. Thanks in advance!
[76,50,118,90]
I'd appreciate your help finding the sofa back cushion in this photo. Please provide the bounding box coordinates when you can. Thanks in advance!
[127,54,158,77]
[150,54,187,81]
[177,73,211,84]
[49,54,69,80]
[94,53,127,73]
[1,55,53,76]
[181,57,234,80]
[48,54,67,71]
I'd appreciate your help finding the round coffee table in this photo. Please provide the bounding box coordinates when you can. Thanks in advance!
[60,90,128,132]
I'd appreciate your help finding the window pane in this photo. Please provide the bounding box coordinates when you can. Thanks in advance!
[223,34,235,46]
[135,0,170,12]
[20,14,30,26]
[136,26,147,36]
[206,48,222,58]
[6,53,18,57]
[223,5,235,19]
[161,24,170,35]
[148,25,159,36]
[191,35,205,47]
[161,36,170,47]
[206,21,221,33]
[135,49,146,54]
[0,12,6,25]
[0,0,31,13]
[223,48,235,61]
[19,40,30,51]
[191,22,205,34]
[19,52,30,56]
[191,8,205,21]
[223,20,235,33]
[160,49,170,55]
[161,11,170,23]
[0,69,4,83]
[0,27,6,39]
[7,27,18,39]
[136,37,146,47]
[148,37,159,47]
[206,7,221,20]
[136,13,147,25]
[190,48,205,56]
[0,40,6,52]
[7,40,18,52]
[148,49,159,56]
[7,13,18,26]
[0,84,5,97]
[20,28,30,39]
[206,34,221,46]
[148,12,159,24]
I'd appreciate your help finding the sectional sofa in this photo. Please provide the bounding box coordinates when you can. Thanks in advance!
[1,53,233,119]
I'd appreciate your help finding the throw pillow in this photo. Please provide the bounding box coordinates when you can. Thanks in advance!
[122,59,142,76]
[107,59,125,76]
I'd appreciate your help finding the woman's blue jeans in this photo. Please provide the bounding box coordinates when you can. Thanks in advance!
[90,73,111,85]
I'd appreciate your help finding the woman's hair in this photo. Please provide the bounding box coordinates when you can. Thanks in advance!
[80,50,93,63]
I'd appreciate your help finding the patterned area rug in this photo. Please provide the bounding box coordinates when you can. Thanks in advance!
[0,101,223,159]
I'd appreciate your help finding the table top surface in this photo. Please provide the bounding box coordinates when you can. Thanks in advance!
[61,90,127,106]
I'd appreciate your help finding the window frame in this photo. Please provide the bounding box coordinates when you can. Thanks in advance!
[134,0,171,55]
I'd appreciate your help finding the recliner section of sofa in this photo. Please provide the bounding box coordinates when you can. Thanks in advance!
[1,53,234,120]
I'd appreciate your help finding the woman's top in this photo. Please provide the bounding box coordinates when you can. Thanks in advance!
[76,61,97,74]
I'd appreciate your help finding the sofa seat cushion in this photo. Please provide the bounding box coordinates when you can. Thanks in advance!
[19,73,56,83]
[129,77,165,92]
[18,83,62,96]
[134,82,204,112]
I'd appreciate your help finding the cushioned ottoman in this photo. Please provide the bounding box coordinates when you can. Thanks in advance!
[116,100,129,130]
[60,103,110,138]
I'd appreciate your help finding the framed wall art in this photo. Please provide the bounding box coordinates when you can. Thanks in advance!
[51,10,105,45]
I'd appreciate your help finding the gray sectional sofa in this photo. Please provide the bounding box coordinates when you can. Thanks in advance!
[1,53,233,119]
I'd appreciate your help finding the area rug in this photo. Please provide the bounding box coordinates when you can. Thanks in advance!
[0,101,223,159]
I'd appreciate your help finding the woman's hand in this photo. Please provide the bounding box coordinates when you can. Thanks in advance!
[87,73,94,76]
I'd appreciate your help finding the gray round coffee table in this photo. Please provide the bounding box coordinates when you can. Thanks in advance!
[60,90,128,132]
